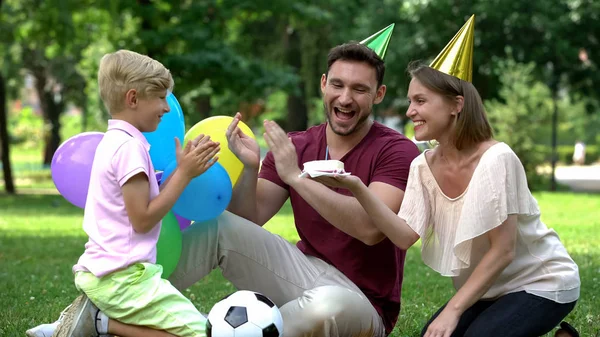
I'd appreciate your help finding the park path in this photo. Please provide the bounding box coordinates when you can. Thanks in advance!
[555,165,600,193]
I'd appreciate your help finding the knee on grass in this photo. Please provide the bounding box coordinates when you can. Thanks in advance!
[303,285,365,321]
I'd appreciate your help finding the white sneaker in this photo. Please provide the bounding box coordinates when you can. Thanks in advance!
[26,303,73,337]
[25,322,59,337]
[53,294,103,337]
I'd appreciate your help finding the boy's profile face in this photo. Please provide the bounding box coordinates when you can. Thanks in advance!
[131,90,170,133]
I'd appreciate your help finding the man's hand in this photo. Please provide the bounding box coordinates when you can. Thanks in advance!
[226,112,260,169]
[263,120,301,185]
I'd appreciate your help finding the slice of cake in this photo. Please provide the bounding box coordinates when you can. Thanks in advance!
[302,160,345,174]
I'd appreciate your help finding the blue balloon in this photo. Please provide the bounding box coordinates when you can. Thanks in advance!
[143,92,185,171]
[162,161,232,222]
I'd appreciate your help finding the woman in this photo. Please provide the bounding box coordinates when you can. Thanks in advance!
[313,61,580,337]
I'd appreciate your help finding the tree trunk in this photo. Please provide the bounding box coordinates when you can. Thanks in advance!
[0,72,15,194]
[0,0,16,194]
[42,90,63,165]
[81,104,88,132]
[33,71,63,166]
[285,27,308,132]
[138,0,158,59]
[194,95,212,121]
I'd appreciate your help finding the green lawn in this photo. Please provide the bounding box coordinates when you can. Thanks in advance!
[1,191,598,337]
[0,147,56,191]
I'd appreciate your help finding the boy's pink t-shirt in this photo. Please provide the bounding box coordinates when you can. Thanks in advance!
[73,119,161,277]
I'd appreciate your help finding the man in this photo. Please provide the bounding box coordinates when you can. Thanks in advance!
[172,41,418,336]
[28,39,420,337]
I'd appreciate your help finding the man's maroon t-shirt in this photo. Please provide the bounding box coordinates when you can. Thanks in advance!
[258,122,420,334]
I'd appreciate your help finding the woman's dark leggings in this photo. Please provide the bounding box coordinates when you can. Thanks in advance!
[421,291,577,337]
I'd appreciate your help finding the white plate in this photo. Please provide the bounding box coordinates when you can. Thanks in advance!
[298,171,351,178]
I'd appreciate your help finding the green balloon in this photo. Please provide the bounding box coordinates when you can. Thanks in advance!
[156,211,182,279]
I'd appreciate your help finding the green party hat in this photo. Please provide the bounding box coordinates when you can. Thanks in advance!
[360,23,395,60]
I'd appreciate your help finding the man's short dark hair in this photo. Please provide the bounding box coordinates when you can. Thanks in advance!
[326,42,385,87]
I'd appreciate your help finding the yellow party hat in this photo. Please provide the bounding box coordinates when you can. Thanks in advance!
[429,15,475,82]
[360,23,395,60]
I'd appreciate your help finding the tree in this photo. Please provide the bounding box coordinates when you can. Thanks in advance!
[111,0,298,126]
[4,0,95,165]
[0,73,15,194]
[0,0,15,194]
[486,61,553,189]
[388,0,599,189]
[222,0,375,131]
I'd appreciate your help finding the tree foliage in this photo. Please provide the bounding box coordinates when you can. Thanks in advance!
[1,0,599,180]
[486,60,554,189]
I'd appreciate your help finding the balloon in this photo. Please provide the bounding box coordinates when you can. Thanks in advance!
[162,160,232,222]
[143,92,185,171]
[184,116,255,187]
[174,213,192,231]
[188,218,217,233]
[156,211,182,279]
[51,132,104,209]
[156,171,192,230]
[156,171,191,231]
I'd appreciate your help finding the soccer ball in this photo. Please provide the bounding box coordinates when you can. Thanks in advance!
[207,290,284,337]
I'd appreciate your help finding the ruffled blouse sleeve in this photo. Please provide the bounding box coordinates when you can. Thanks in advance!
[451,148,540,272]
[397,154,432,239]
[400,144,541,277]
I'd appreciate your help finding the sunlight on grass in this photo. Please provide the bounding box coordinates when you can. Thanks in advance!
[0,192,598,336]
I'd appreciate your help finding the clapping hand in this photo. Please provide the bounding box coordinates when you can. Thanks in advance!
[175,135,220,178]
[263,120,301,185]
[226,112,260,170]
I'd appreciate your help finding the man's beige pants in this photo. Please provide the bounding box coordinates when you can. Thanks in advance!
[168,211,386,337]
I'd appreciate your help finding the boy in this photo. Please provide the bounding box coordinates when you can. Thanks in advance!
[53,50,218,337]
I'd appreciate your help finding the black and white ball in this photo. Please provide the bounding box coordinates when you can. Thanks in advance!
[207,290,284,337]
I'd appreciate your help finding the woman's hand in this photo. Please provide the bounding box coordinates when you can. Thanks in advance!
[424,307,461,337]
[310,174,363,192]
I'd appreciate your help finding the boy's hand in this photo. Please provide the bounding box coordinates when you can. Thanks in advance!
[178,138,220,179]
[175,134,210,166]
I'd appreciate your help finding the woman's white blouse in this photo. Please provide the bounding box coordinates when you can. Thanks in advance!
[398,142,580,303]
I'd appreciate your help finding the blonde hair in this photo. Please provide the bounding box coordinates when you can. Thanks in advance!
[98,50,174,113]
[408,62,492,150]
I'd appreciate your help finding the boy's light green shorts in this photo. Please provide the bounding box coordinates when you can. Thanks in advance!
[75,263,206,337]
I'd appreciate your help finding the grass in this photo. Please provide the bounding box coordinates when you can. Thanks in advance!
[0,146,56,191]
[1,191,599,337]
[1,145,599,336]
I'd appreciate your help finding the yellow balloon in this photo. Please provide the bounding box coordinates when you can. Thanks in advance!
[184,116,255,186]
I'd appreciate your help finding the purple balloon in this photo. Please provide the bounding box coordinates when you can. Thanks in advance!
[175,213,192,231]
[155,171,164,185]
[51,132,104,209]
